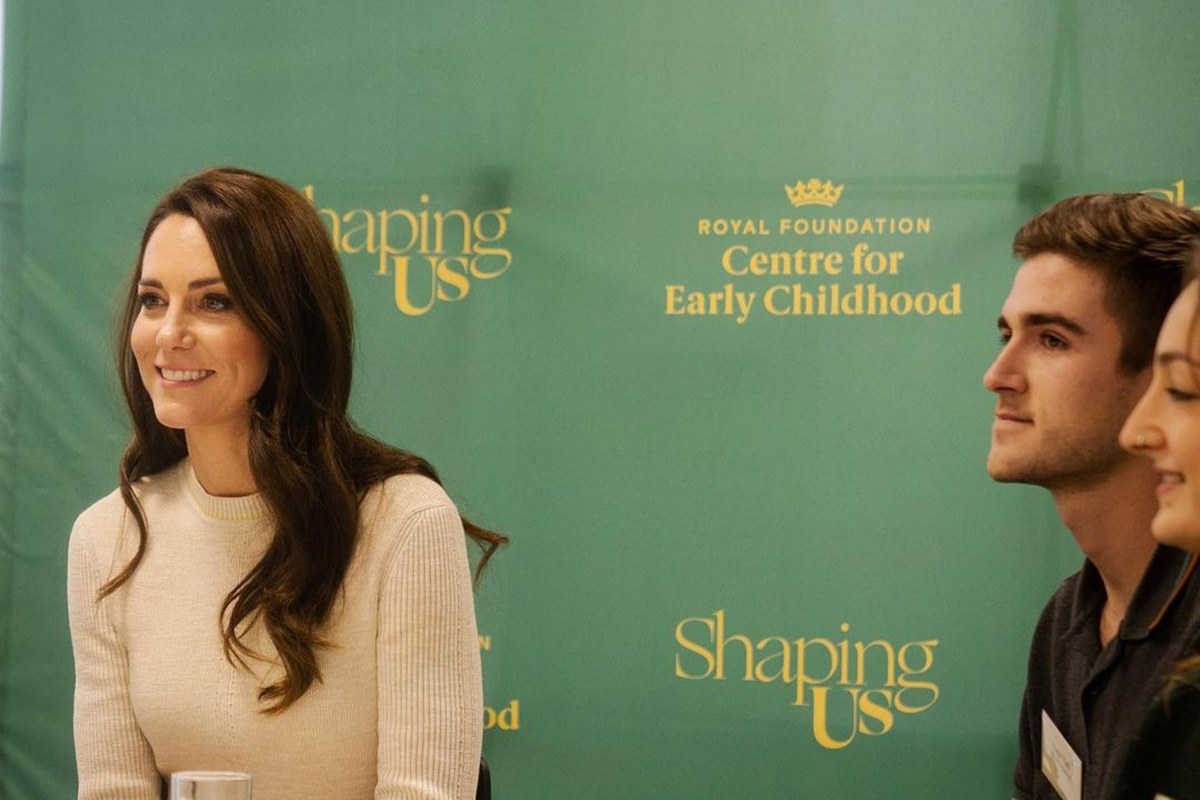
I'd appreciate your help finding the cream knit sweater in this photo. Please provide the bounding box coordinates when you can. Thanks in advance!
[67,461,482,799]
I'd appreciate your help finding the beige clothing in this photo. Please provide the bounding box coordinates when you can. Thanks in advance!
[67,461,482,799]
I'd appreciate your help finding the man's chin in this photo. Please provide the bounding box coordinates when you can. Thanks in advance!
[986,455,1042,485]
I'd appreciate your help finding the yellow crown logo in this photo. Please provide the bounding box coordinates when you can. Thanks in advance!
[785,178,844,208]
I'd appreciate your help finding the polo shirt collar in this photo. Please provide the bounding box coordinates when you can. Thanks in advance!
[1063,545,1196,650]
[1121,545,1196,640]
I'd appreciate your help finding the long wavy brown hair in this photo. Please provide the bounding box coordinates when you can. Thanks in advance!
[101,167,506,712]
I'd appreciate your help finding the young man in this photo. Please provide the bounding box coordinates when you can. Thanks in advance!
[984,193,1200,800]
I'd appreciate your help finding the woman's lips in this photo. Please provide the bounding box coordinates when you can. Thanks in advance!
[1157,471,1183,498]
[158,366,214,383]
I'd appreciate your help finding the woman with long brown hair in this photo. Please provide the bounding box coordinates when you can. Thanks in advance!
[1113,258,1200,799]
[67,167,503,799]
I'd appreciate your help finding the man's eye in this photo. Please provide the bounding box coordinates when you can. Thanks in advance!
[1168,387,1200,402]
[1041,333,1067,349]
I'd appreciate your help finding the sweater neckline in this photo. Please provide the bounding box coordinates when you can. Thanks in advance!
[183,461,269,522]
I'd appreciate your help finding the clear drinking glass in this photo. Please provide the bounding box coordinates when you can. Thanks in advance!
[168,771,253,800]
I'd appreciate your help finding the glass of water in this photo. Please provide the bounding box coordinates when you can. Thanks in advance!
[169,771,253,800]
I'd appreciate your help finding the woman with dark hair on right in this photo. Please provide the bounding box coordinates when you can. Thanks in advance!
[68,167,504,799]
[1114,253,1200,799]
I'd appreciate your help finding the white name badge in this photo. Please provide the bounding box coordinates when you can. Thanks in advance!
[1041,711,1082,800]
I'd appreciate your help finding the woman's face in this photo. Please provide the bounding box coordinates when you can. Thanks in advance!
[1120,281,1200,551]
[129,214,270,446]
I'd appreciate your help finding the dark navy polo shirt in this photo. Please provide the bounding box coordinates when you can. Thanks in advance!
[1014,546,1200,800]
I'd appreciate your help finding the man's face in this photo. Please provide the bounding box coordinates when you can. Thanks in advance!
[983,253,1149,491]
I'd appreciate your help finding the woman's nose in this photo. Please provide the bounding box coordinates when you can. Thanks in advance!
[1119,392,1163,455]
[155,308,193,348]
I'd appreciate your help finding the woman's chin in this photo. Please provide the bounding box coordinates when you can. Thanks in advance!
[1152,518,1200,554]
[152,412,188,431]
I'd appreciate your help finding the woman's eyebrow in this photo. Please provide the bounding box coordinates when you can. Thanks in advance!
[137,277,226,290]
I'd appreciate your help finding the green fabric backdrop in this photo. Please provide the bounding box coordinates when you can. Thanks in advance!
[2,1,1198,797]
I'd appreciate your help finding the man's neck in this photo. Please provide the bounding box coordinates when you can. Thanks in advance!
[1051,459,1159,644]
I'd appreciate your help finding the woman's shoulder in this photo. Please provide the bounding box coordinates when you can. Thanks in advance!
[355,472,466,559]
[351,473,471,590]
[72,487,127,537]
[70,463,189,545]
[69,486,132,571]
[362,472,458,521]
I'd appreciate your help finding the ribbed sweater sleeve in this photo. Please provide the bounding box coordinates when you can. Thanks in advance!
[67,506,161,799]
[376,503,483,799]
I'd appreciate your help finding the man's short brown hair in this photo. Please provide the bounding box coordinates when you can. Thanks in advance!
[1013,193,1200,373]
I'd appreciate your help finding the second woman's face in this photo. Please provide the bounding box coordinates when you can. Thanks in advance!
[1120,281,1200,551]
[129,214,270,444]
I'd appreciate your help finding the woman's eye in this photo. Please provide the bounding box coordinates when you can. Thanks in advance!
[137,293,164,310]
[1167,387,1199,402]
[201,294,234,312]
